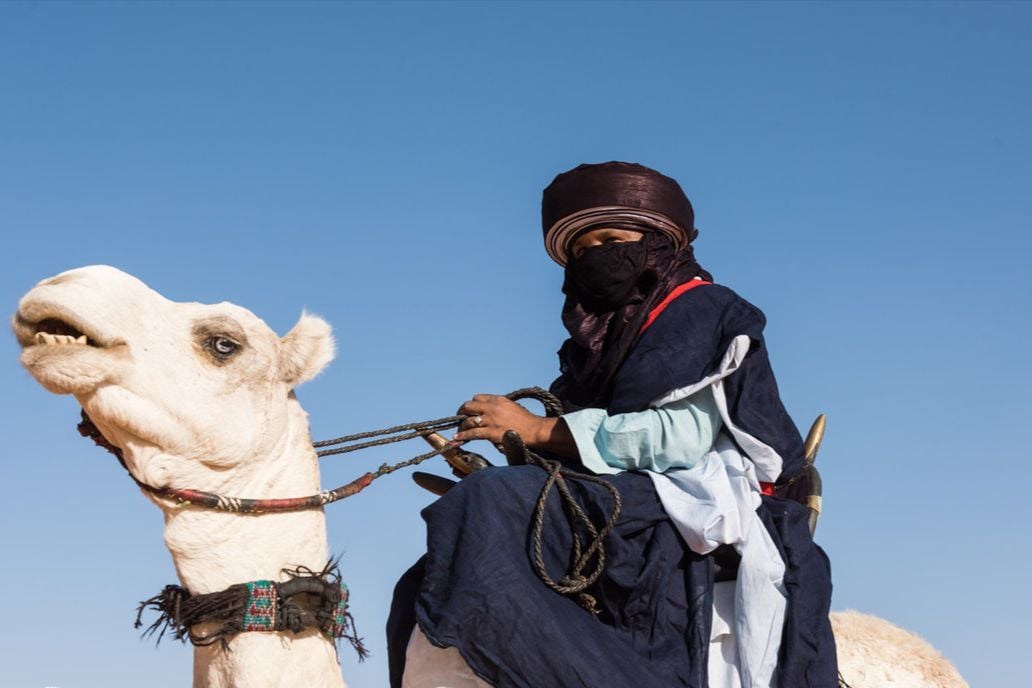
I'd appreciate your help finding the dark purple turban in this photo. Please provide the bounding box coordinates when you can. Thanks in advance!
[542,161,697,266]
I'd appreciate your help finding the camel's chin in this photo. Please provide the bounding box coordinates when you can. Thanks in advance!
[20,344,117,395]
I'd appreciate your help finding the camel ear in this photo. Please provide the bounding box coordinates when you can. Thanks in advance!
[279,312,335,386]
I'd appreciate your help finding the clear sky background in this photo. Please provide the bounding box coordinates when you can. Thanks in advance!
[1,2,1029,686]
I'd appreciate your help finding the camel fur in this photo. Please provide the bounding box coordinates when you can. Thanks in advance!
[832,610,969,688]
[15,265,342,688]
[14,265,968,688]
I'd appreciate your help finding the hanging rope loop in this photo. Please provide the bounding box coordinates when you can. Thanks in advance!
[496,390,623,615]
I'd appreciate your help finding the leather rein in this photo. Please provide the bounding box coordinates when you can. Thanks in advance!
[77,411,469,514]
[76,388,549,514]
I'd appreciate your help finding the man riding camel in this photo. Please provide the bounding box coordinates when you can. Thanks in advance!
[390,161,838,688]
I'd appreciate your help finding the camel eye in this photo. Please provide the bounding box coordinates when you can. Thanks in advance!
[206,336,241,359]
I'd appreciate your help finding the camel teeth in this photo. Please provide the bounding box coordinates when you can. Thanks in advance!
[34,332,90,346]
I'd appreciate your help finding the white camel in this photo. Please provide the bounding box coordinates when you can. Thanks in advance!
[14,265,967,688]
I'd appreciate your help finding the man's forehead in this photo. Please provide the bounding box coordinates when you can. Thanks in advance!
[572,226,645,244]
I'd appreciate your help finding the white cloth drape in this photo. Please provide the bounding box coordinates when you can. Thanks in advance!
[648,334,787,688]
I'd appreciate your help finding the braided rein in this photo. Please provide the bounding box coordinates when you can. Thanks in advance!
[78,388,534,514]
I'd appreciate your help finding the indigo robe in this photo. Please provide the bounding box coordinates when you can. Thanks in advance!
[388,284,837,687]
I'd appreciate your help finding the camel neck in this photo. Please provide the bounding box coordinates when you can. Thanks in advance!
[155,402,347,688]
[192,631,346,688]
[160,403,330,592]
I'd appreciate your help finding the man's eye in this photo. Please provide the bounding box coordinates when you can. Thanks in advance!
[207,336,240,358]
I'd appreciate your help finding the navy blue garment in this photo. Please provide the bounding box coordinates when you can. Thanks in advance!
[388,284,837,687]
[603,284,806,484]
[390,468,714,688]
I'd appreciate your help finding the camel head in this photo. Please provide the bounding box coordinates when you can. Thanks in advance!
[13,265,336,497]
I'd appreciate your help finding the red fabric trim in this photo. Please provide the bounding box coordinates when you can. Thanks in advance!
[760,482,775,496]
[639,279,712,334]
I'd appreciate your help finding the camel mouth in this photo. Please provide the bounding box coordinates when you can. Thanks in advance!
[32,318,96,346]
[13,308,110,351]
[15,296,132,395]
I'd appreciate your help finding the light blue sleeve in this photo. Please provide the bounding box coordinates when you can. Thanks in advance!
[561,388,723,476]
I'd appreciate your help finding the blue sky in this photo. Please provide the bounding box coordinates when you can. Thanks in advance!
[1,2,1029,686]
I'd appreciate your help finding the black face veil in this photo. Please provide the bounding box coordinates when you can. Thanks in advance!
[566,235,651,312]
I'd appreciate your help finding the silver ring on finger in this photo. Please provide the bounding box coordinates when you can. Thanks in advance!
[472,415,484,427]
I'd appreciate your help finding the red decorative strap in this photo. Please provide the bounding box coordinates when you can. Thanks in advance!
[640,279,712,334]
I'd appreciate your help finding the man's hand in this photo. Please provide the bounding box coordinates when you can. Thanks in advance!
[454,394,577,458]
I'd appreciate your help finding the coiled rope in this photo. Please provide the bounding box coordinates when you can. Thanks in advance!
[498,388,623,613]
